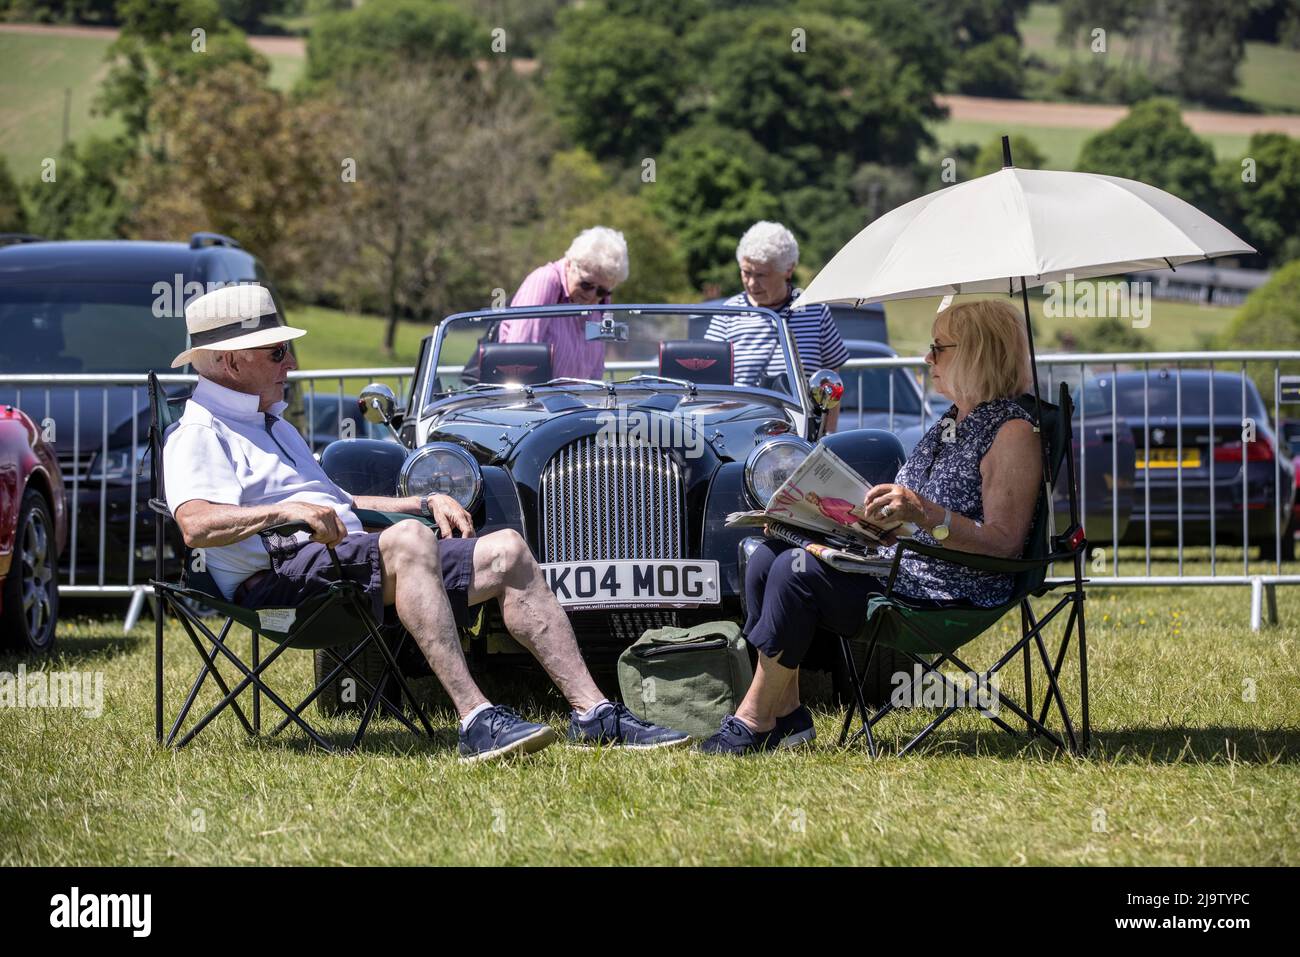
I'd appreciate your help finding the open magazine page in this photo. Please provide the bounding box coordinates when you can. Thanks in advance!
[724,443,917,574]
[727,444,915,544]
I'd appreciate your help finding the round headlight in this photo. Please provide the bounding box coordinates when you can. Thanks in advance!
[745,438,813,508]
[398,443,482,510]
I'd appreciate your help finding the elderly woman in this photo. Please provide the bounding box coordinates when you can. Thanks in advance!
[497,226,630,380]
[699,298,1043,755]
[704,221,848,426]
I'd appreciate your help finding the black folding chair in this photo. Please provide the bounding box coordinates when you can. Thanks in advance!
[838,383,1091,756]
[146,372,436,752]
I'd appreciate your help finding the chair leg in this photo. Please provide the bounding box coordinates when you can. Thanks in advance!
[837,634,878,757]
[168,606,255,744]
[272,638,375,736]
[1021,603,1034,737]
[171,610,334,752]
[154,585,164,744]
[945,645,1067,751]
[252,630,261,734]
[1074,584,1091,754]
[167,617,250,746]
[358,607,437,739]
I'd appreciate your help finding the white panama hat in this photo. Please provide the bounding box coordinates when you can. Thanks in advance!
[171,284,306,368]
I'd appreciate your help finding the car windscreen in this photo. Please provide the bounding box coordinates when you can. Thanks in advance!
[432,307,801,402]
[0,282,188,374]
[1086,373,1268,419]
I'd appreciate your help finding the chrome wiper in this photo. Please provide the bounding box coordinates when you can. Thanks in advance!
[535,377,609,389]
[450,382,532,395]
[627,374,696,392]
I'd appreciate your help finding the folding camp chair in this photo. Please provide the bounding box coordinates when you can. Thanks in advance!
[837,382,1091,757]
[146,372,436,752]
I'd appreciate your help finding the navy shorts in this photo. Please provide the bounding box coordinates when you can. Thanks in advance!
[236,530,480,628]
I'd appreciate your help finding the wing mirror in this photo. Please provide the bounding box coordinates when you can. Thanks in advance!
[358,383,401,440]
[808,369,844,413]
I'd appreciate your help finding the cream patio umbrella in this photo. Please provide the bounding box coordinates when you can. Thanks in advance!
[793,138,1254,424]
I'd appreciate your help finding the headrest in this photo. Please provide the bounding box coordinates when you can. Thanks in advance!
[659,339,733,385]
[476,342,554,384]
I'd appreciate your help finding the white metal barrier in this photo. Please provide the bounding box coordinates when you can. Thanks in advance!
[0,369,412,632]
[3,352,1296,631]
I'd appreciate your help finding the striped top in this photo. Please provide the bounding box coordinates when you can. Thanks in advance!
[497,259,608,379]
[704,288,849,386]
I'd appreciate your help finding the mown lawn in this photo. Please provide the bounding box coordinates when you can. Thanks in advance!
[2,571,1296,865]
[1019,1,1300,114]
[884,293,1239,358]
[0,31,304,182]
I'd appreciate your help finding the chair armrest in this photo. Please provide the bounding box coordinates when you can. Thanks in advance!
[895,536,1068,573]
[258,521,313,537]
[354,508,439,533]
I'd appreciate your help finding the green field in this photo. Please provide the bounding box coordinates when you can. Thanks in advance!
[1019,1,1300,113]
[2,573,1296,865]
[929,117,1252,171]
[0,30,305,178]
[884,294,1239,358]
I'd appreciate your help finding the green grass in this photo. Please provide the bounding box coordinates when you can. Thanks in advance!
[885,294,1239,358]
[1020,1,1300,114]
[0,31,305,178]
[1237,41,1300,113]
[0,32,121,179]
[929,118,1251,171]
[2,570,1296,865]
[288,303,430,370]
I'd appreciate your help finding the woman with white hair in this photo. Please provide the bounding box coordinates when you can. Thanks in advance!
[699,299,1042,755]
[704,221,848,424]
[497,226,630,379]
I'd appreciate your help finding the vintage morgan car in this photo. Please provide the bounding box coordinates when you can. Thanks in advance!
[314,304,909,703]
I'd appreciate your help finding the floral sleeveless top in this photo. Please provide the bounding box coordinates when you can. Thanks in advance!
[884,397,1034,607]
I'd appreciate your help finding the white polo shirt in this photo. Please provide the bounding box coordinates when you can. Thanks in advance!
[163,377,363,600]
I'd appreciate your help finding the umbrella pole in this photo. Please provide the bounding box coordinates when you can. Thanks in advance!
[1019,278,1054,494]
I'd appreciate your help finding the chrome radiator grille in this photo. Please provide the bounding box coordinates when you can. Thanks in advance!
[539,434,685,562]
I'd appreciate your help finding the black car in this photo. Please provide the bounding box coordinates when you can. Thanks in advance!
[318,304,906,674]
[0,233,298,586]
[302,392,396,455]
[1104,369,1297,559]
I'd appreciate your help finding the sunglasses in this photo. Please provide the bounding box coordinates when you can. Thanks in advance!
[577,279,613,299]
[928,340,956,358]
[252,343,291,363]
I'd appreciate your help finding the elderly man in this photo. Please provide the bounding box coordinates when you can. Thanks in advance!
[164,285,687,763]
[705,221,848,430]
[496,226,629,379]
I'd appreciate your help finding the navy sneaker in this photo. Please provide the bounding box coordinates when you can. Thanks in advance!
[774,704,816,748]
[696,714,779,756]
[568,702,691,750]
[458,705,558,764]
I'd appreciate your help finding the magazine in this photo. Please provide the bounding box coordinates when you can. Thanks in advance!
[725,443,916,574]
[761,521,898,575]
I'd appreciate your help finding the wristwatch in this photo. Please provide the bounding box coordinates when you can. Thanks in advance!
[419,494,435,521]
[931,507,952,543]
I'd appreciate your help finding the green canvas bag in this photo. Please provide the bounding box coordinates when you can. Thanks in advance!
[617,621,754,739]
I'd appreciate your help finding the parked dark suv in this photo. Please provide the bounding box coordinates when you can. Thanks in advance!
[0,232,298,587]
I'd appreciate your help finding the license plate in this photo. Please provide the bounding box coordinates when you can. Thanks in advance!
[1137,448,1201,469]
[540,560,720,609]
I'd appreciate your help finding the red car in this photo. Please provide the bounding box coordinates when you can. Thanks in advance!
[0,405,66,655]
